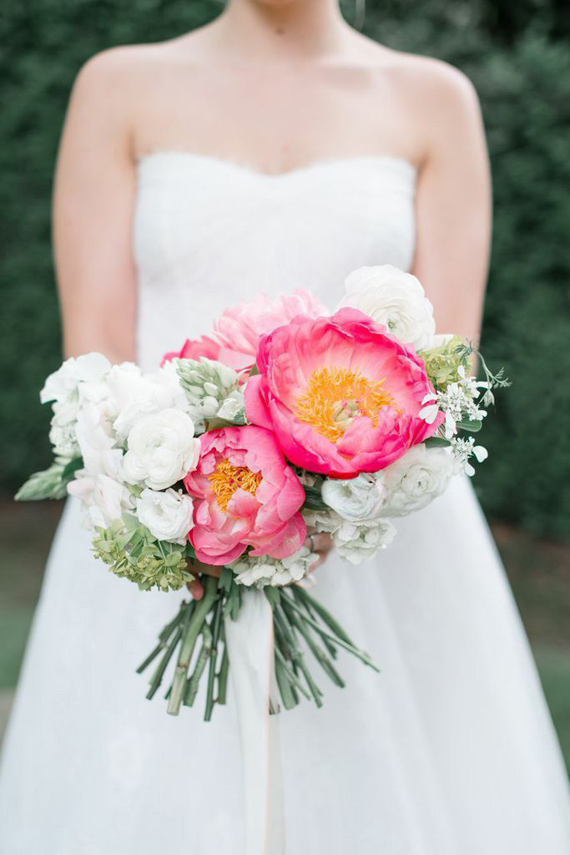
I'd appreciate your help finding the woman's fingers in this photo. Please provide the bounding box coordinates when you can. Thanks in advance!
[193,561,222,579]
[305,530,334,571]
[187,577,204,600]
[186,559,222,600]
[306,532,333,554]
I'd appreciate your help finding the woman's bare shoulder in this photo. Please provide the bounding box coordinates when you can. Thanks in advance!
[74,33,206,92]
[351,38,483,160]
[352,33,479,107]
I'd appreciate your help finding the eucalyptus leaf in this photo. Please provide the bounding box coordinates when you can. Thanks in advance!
[457,419,483,433]
[424,437,452,448]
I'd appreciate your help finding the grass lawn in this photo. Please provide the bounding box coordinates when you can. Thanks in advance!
[1,502,569,773]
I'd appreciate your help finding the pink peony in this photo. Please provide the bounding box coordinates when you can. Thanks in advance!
[162,290,326,371]
[162,336,221,366]
[184,426,307,565]
[213,289,327,371]
[245,309,443,479]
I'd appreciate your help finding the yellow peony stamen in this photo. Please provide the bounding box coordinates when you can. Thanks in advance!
[294,366,398,443]
[208,459,263,513]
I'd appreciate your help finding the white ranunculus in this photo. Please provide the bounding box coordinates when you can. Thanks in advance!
[136,488,194,544]
[334,518,397,565]
[123,409,200,490]
[41,352,111,405]
[322,473,386,522]
[107,361,189,440]
[337,265,436,352]
[75,401,123,479]
[381,444,454,517]
[68,471,133,530]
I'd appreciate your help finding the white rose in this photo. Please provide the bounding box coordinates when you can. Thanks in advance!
[136,488,194,544]
[123,409,200,490]
[40,352,111,405]
[334,518,397,565]
[337,265,436,352]
[68,472,133,530]
[322,473,386,522]
[107,361,189,440]
[381,444,454,517]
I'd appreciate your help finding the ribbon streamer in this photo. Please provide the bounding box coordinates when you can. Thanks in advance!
[225,591,285,855]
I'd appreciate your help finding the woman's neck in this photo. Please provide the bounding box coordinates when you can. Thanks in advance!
[210,0,352,61]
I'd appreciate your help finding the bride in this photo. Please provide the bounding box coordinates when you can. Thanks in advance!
[1,0,569,852]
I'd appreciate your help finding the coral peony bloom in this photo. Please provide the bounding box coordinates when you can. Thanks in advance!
[245,309,443,479]
[162,336,221,367]
[213,289,327,371]
[184,426,307,565]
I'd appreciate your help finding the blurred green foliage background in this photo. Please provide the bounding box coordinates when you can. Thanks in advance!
[1,0,569,540]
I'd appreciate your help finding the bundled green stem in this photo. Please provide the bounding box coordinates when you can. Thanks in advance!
[137,576,379,720]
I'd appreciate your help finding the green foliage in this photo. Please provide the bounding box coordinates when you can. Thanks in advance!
[1,1,569,539]
[15,461,70,501]
[92,515,194,592]
[15,456,83,501]
[422,336,468,389]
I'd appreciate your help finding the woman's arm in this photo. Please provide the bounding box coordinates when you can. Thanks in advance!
[53,50,138,362]
[411,63,492,343]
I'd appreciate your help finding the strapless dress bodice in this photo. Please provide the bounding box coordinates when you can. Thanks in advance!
[133,152,417,370]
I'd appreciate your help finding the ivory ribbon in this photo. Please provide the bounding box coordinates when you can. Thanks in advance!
[224,591,285,855]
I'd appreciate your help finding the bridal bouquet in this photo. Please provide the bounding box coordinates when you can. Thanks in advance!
[18,265,508,719]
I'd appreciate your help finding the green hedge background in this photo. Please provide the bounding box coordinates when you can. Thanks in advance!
[1,0,569,540]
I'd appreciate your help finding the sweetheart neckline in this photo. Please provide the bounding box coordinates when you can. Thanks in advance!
[135,150,418,181]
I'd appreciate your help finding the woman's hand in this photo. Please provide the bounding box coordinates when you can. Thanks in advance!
[186,529,333,599]
[305,529,333,571]
[187,559,222,601]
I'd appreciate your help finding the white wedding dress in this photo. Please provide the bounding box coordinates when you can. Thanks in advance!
[1,152,570,855]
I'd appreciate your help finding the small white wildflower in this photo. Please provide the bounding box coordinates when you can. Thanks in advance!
[334,518,397,565]
[231,547,318,589]
[451,436,488,476]
[419,373,488,439]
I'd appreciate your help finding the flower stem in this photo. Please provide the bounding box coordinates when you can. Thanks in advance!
[204,596,224,721]
[291,586,355,647]
[146,625,183,700]
[166,600,197,716]
[274,646,312,701]
[284,597,379,672]
[274,603,323,707]
[216,623,229,706]
[136,601,186,674]
[283,603,346,689]
[183,624,212,707]
[275,654,299,710]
